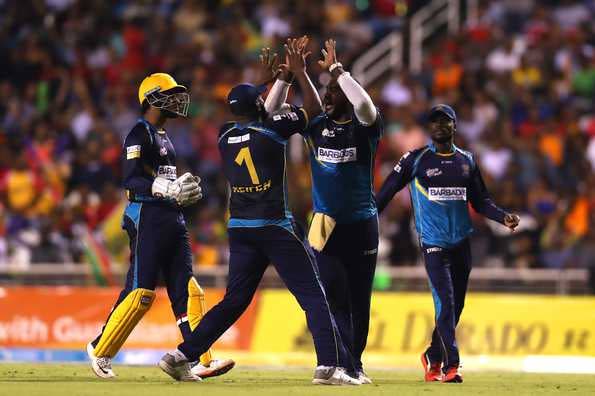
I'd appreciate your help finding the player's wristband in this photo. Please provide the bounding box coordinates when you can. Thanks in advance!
[329,62,343,73]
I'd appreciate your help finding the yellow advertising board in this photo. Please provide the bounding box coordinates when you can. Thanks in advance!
[252,291,595,357]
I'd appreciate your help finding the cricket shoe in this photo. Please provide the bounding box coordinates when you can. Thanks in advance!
[190,358,236,378]
[86,342,115,379]
[442,365,463,383]
[421,352,442,382]
[357,370,373,384]
[312,366,362,385]
[158,350,202,382]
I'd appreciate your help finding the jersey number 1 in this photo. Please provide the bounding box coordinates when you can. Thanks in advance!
[234,147,260,185]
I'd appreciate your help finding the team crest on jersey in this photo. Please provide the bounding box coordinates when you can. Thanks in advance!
[426,168,442,177]
[322,128,335,137]
[461,163,470,177]
[317,147,357,163]
[428,187,467,201]
[159,147,168,156]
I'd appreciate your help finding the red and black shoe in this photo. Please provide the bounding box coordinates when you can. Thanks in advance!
[420,353,442,382]
[442,365,463,383]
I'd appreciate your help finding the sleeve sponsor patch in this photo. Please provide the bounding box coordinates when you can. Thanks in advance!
[126,145,141,159]
[272,112,299,122]
[228,134,251,144]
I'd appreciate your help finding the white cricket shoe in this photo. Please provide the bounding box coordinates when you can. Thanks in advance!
[312,366,362,385]
[86,342,116,379]
[358,370,373,384]
[158,351,202,382]
[190,358,236,378]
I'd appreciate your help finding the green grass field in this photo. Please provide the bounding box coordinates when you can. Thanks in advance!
[1,364,594,396]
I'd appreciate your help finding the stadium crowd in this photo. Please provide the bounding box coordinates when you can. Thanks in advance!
[0,1,593,279]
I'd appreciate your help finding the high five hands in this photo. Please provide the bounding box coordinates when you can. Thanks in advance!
[280,36,311,75]
[257,36,310,84]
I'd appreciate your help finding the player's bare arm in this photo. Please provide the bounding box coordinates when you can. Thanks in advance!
[280,36,322,119]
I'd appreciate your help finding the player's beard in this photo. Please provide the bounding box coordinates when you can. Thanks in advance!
[432,133,453,144]
[431,126,455,144]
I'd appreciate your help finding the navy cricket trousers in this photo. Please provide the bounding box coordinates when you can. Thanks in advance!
[92,202,195,347]
[178,223,352,368]
[422,238,472,369]
[315,215,379,371]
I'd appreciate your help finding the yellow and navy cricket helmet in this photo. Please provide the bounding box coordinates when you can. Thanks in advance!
[138,73,190,117]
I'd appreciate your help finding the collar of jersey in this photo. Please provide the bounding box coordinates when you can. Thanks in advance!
[138,117,166,134]
[329,117,352,125]
[428,142,457,156]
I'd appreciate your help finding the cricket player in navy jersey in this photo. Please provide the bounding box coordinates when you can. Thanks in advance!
[158,39,360,385]
[265,39,382,384]
[376,104,520,383]
[86,73,234,380]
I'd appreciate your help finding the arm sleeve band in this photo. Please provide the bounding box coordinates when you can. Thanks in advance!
[264,79,291,114]
[337,72,377,126]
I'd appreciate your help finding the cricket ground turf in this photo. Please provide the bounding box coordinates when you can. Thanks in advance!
[1,363,594,395]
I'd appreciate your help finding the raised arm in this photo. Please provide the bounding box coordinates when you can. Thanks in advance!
[264,36,311,114]
[257,47,290,114]
[280,37,323,120]
[319,39,377,126]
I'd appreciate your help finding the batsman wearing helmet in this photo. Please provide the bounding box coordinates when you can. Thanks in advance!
[86,73,234,379]
[376,104,520,383]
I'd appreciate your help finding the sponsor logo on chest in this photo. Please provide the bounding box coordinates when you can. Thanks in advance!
[157,165,177,180]
[461,163,470,177]
[428,187,467,201]
[317,147,357,163]
[159,146,168,156]
[426,247,443,254]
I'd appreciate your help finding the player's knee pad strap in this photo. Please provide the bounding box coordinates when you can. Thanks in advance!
[187,277,213,365]
[94,288,155,358]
